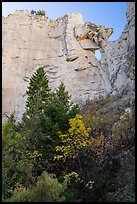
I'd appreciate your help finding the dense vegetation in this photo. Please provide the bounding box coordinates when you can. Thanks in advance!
[2,67,135,202]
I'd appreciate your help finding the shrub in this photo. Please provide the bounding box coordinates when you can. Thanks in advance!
[54,114,91,162]
[5,171,67,202]
[36,10,46,16]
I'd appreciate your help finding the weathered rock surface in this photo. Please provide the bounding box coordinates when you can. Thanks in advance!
[100,2,135,95]
[2,2,135,121]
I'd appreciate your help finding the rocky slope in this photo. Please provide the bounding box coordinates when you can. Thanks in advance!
[2,2,135,121]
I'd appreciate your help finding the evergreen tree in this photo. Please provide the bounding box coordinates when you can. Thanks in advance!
[41,82,80,137]
[23,67,50,124]
[39,82,80,161]
[22,67,51,153]
[22,67,79,172]
[56,82,70,110]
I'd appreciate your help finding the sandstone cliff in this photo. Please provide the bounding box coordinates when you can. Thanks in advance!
[2,2,135,121]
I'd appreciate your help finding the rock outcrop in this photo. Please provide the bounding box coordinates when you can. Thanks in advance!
[2,2,135,121]
[100,2,135,96]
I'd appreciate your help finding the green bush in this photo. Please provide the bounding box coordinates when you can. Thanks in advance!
[2,168,11,201]
[5,171,67,202]
[36,10,46,16]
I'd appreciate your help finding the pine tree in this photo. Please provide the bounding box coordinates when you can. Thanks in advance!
[23,67,50,123]
[22,67,51,154]
[38,82,80,160]
[42,82,80,136]
[56,82,70,110]
[22,68,79,170]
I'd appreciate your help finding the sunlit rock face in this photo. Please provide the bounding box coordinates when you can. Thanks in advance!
[2,2,135,121]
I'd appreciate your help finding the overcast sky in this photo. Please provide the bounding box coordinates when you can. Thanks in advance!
[2,2,127,41]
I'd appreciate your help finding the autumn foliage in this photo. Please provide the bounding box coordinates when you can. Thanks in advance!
[2,67,135,202]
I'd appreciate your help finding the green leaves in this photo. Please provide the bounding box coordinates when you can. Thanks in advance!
[5,171,66,202]
[36,10,46,16]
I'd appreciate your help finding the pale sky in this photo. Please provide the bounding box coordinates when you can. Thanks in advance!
[2,2,127,41]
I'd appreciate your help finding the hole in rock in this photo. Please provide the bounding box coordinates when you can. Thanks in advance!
[95,50,101,60]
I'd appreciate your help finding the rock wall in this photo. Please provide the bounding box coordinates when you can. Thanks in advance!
[2,2,135,121]
[100,2,135,95]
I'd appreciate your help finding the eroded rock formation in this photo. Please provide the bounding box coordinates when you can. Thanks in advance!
[100,2,135,95]
[2,2,135,121]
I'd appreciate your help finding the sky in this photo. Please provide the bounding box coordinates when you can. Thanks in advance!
[2,2,127,41]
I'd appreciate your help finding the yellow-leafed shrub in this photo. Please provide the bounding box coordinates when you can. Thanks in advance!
[54,114,91,161]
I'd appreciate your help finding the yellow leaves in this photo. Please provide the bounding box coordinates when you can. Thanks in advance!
[59,134,68,140]
[68,114,91,137]
[63,171,81,184]
[54,114,91,161]
[54,155,63,161]
[55,146,63,152]
[10,183,25,197]
[15,133,26,141]
[87,127,91,132]
[33,150,42,157]
[26,150,42,159]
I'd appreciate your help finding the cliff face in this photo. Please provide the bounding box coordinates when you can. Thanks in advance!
[2,2,135,121]
[100,2,135,95]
